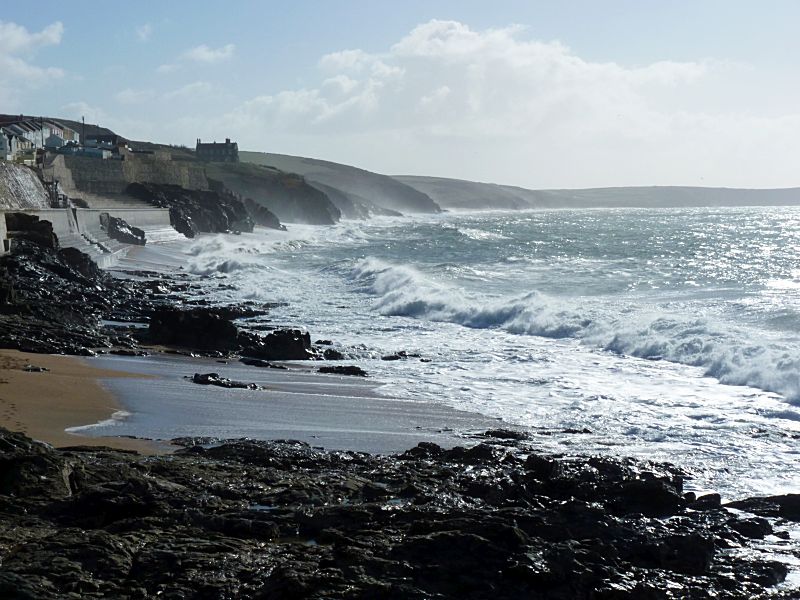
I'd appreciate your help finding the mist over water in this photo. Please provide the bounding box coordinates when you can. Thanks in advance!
[180,206,800,497]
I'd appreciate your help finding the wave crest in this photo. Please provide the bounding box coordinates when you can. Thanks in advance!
[351,258,800,402]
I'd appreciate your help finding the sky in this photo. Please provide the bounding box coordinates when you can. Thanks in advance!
[2,1,800,189]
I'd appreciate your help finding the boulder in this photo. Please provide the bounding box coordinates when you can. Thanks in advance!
[318,365,367,377]
[148,306,239,351]
[99,212,146,245]
[240,329,312,361]
[188,372,259,390]
[4,213,59,249]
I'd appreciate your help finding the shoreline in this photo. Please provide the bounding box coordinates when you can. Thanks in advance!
[82,352,507,455]
[0,349,161,453]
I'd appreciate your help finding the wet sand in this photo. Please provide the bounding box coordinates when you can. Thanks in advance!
[0,350,160,453]
[82,353,506,455]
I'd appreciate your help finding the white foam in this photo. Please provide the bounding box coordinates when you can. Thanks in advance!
[351,257,800,402]
[65,410,132,433]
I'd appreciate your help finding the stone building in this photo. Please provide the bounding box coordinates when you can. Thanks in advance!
[195,138,239,162]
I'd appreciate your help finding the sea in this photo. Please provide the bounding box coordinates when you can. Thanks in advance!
[87,206,800,501]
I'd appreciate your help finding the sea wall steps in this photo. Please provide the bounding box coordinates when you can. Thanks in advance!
[1,207,177,266]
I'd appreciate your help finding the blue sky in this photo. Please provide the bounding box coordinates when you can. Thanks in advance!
[2,1,800,187]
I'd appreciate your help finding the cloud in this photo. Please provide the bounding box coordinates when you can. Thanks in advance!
[182,43,235,64]
[0,20,63,54]
[220,19,800,187]
[156,63,178,75]
[60,101,107,123]
[115,88,155,104]
[136,23,153,42]
[164,81,213,100]
[0,20,65,103]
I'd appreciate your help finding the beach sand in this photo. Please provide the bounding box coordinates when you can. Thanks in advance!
[0,349,159,453]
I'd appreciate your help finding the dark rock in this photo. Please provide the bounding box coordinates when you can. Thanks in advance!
[0,427,792,598]
[187,372,260,390]
[689,492,722,511]
[727,493,800,520]
[381,350,421,361]
[0,239,143,355]
[482,429,529,441]
[240,357,287,369]
[109,349,149,356]
[22,365,49,372]
[244,197,286,231]
[729,517,772,539]
[148,306,239,351]
[240,329,312,361]
[318,365,367,377]
[613,477,686,517]
[99,212,146,245]
[127,182,255,238]
[322,348,344,360]
[4,213,59,249]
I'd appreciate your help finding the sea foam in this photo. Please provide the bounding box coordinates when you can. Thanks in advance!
[351,257,800,402]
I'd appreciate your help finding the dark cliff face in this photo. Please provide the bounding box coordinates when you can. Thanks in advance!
[205,162,341,225]
[309,181,403,219]
[126,182,256,238]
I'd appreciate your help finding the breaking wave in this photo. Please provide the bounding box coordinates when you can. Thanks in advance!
[351,257,800,402]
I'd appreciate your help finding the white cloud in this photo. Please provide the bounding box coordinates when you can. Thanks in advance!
[164,81,213,100]
[0,20,63,54]
[0,20,64,106]
[220,19,800,187]
[182,43,235,64]
[60,101,107,124]
[115,88,155,104]
[156,63,178,74]
[136,23,153,42]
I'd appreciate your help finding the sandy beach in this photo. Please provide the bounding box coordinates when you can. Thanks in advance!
[0,349,159,453]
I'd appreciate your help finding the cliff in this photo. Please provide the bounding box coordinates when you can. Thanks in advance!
[204,161,340,225]
[240,152,441,215]
[0,163,49,210]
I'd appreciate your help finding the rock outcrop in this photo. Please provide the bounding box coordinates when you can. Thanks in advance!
[0,427,792,599]
[127,182,255,238]
[99,212,146,245]
[0,238,138,354]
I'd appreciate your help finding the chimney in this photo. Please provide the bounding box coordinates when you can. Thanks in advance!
[225,138,230,144]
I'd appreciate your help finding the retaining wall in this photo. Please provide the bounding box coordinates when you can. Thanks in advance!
[60,155,208,197]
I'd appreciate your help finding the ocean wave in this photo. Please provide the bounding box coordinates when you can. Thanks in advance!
[351,258,800,402]
[457,227,509,241]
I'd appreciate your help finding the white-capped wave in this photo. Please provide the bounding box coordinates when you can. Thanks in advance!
[65,410,131,433]
[457,227,509,241]
[351,258,800,402]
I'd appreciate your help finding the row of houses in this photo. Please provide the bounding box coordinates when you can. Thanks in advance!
[0,117,85,163]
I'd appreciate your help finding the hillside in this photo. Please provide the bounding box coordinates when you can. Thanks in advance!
[396,175,800,210]
[395,176,532,210]
[204,161,340,225]
[240,152,440,216]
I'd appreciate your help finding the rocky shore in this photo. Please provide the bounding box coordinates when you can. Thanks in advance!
[0,216,798,597]
[0,427,796,599]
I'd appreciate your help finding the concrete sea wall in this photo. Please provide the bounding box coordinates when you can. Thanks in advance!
[3,207,176,266]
